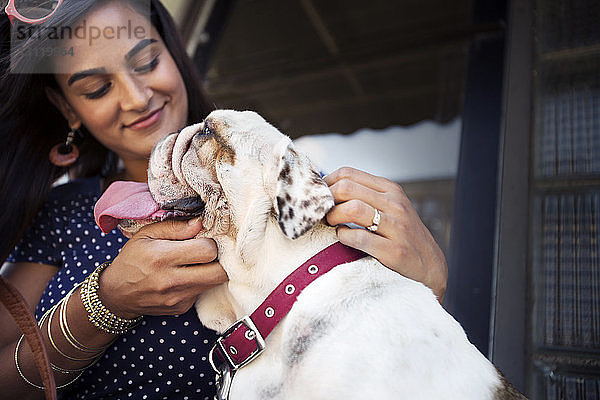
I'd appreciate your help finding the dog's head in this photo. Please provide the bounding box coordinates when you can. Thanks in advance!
[148,110,334,246]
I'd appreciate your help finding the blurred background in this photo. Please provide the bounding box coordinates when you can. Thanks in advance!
[162,0,600,398]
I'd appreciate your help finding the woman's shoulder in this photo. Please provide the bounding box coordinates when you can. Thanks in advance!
[33,175,103,229]
[46,175,103,207]
[7,176,104,264]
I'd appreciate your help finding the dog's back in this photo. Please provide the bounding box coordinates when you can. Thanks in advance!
[229,257,525,400]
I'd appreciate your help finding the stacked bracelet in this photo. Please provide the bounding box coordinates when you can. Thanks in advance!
[14,334,86,390]
[80,261,142,335]
[46,302,98,362]
[15,282,104,391]
[59,284,111,354]
[15,262,141,390]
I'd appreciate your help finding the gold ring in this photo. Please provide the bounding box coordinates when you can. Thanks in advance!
[366,208,381,232]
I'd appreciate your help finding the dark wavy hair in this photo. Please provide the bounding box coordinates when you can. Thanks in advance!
[0,0,214,262]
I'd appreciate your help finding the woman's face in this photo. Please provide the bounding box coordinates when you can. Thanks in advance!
[51,1,188,170]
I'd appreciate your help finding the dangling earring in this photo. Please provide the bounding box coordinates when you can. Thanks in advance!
[49,128,81,167]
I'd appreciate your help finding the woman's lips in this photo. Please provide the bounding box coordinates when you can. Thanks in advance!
[125,105,164,130]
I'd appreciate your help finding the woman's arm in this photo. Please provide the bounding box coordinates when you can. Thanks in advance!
[0,218,227,398]
[324,167,448,302]
[0,261,59,400]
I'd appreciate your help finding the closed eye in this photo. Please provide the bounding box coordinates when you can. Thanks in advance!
[85,82,112,99]
[133,56,160,73]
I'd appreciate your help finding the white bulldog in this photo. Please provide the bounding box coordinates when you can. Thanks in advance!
[96,110,527,399]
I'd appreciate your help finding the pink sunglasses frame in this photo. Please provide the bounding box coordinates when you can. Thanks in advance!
[4,0,63,25]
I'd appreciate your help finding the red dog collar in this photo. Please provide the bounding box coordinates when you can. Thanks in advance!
[209,241,367,373]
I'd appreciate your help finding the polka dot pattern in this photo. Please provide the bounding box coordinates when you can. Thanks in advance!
[8,177,217,399]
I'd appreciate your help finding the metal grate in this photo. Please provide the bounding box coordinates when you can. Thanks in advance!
[541,371,600,400]
[533,191,600,349]
[531,0,600,397]
[534,58,600,179]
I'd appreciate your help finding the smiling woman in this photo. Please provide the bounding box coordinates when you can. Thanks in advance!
[46,3,189,182]
[0,1,225,399]
[0,1,449,399]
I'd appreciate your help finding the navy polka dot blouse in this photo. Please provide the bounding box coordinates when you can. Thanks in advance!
[8,177,218,400]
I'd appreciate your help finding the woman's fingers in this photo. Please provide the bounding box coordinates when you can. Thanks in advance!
[324,166,448,301]
[173,261,229,288]
[328,175,384,205]
[335,224,389,256]
[327,167,414,217]
[137,217,204,241]
[326,199,393,238]
[324,166,395,193]
[135,219,218,265]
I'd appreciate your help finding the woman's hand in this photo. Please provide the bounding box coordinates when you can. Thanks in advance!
[98,219,228,318]
[324,167,448,301]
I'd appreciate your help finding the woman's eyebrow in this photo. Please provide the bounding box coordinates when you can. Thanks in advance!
[68,67,108,86]
[125,38,158,62]
[66,39,158,86]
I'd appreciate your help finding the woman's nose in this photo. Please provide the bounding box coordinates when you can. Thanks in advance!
[119,73,152,112]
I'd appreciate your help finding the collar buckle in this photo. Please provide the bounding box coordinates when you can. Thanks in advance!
[209,315,266,373]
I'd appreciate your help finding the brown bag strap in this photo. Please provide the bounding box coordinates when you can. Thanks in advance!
[0,275,57,400]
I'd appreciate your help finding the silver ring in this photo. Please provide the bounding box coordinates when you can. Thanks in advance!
[366,208,381,232]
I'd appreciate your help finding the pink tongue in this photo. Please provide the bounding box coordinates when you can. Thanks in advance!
[94,181,164,233]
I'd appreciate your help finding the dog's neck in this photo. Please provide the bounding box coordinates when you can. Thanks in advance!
[215,219,338,319]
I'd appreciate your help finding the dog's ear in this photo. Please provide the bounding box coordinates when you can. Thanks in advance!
[268,141,334,239]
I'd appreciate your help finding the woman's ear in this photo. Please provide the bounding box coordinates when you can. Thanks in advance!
[45,86,82,129]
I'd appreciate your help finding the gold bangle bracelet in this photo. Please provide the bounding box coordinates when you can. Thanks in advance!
[50,352,102,374]
[46,301,99,362]
[80,261,142,335]
[14,335,44,390]
[14,335,85,390]
[59,283,109,353]
[35,285,106,373]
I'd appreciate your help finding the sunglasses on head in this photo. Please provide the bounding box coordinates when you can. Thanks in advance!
[3,0,63,25]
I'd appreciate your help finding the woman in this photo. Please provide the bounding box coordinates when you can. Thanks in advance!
[0,0,447,398]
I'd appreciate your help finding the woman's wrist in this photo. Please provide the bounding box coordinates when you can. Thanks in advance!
[80,262,143,334]
[94,260,141,320]
[427,259,448,302]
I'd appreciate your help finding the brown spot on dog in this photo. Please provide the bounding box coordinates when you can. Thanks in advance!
[214,137,236,165]
[277,196,286,216]
[206,118,236,165]
[493,369,528,399]
[286,317,330,366]
[279,162,293,185]
[309,169,323,185]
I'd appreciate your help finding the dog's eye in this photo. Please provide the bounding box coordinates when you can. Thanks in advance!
[202,124,212,136]
[202,121,215,136]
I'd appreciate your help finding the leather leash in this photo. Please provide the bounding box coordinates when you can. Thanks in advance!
[208,241,367,399]
[0,275,57,400]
